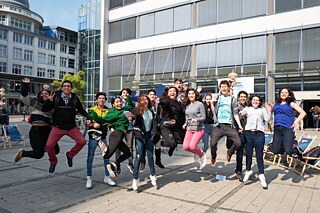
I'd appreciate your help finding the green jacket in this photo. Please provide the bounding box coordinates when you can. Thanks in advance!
[88,99,133,131]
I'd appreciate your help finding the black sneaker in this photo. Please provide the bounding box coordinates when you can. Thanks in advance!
[66,152,73,167]
[49,164,56,173]
[107,162,118,178]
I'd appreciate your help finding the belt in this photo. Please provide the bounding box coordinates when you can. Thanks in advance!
[31,122,50,127]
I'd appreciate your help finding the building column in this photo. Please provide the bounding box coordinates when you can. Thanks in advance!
[190,44,197,89]
[267,34,275,103]
[100,0,109,94]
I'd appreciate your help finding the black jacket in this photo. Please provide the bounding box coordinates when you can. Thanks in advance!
[132,109,157,142]
[43,90,91,130]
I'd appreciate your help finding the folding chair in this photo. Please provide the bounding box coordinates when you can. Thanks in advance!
[297,146,320,176]
[289,134,317,174]
[2,125,26,148]
[0,125,5,149]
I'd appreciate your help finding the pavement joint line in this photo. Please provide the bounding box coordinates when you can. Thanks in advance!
[0,164,29,172]
[0,207,12,213]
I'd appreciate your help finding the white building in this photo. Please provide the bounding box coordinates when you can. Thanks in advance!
[0,0,77,114]
[81,0,320,127]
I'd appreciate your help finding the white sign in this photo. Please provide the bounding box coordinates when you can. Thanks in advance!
[218,77,255,97]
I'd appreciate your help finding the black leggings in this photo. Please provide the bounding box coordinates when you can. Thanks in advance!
[22,126,60,159]
[103,130,131,166]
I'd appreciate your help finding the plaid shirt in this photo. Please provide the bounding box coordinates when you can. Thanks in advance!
[61,92,72,105]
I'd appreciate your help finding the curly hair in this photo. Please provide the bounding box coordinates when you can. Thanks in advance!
[276,88,296,103]
[247,95,263,108]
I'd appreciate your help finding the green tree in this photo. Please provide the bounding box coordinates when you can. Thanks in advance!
[51,71,86,103]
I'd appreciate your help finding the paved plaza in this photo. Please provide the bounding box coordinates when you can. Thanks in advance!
[0,116,320,213]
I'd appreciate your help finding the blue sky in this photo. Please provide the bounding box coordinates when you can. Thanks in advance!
[29,0,85,31]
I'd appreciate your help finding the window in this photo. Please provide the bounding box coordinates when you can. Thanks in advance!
[304,0,320,8]
[243,36,266,64]
[38,39,46,48]
[174,5,191,31]
[38,53,46,64]
[109,18,136,43]
[48,69,55,78]
[110,0,123,9]
[155,9,173,34]
[275,0,301,13]
[0,29,7,39]
[24,50,33,61]
[174,46,191,72]
[60,57,67,67]
[68,58,75,68]
[68,46,75,55]
[140,14,155,37]
[13,47,22,60]
[48,55,56,65]
[108,56,122,76]
[154,49,173,73]
[303,28,320,61]
[218,0,242,23]
[198,0,217,27]
[13,32,23,43]
[37,68,46,77]
[216,39,242,66]
[276,31,300,63]
[10,17,32,31]
[12,64,22,74]
[243,0,266,18]
[197,43,216,69]
[48,41,56,51]
[23,66,32,75]
[0,62,7,73]
[122,54,135,75]
[60,44,67,53]
[0,45,7,57]
[140,51,154,75]
[24,35,33,45]
[59,71,66,79]
[0,15,5,25]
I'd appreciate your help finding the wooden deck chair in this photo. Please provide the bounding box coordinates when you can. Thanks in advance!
[290,134,317,173]
[3,125,26,148]
[263,132,275,163]
[297,145,320,176]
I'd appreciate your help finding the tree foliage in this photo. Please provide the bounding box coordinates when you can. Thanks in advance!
[51,71,86,102]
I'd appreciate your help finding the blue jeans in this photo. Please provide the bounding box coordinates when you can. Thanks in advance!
[202,124,213,153]
[133,131,155,180]
[244,131,265,174]
[272,126,294,155]
[87,138,110,177]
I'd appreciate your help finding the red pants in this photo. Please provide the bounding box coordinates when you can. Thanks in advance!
[46,127,86,165]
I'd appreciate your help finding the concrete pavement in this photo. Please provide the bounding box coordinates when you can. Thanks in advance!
[0,118,320,213]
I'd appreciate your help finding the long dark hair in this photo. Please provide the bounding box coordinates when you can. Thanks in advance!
[136,94,152,116]
[276,88,296,103]
[185,88,202,106]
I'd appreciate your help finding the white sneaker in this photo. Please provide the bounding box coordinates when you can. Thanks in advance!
[150,175,157,186]
[199,153,207,169]
[243,170,253,182]
[132,179,139,191]
[258,174,268,188]
[194,154,200,163]
[104,175,115,186]
[86,176,92,189]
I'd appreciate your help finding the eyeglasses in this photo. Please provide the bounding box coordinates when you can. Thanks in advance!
[63,85,71,88]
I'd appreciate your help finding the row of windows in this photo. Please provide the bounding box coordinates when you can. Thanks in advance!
[109,28,320,76]
[109,0,320,43]
[110,0,320,12]
[0,62,71,79]
[10,16,32,32]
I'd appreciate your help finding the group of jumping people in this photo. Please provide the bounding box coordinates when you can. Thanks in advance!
[14,76,306,190]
